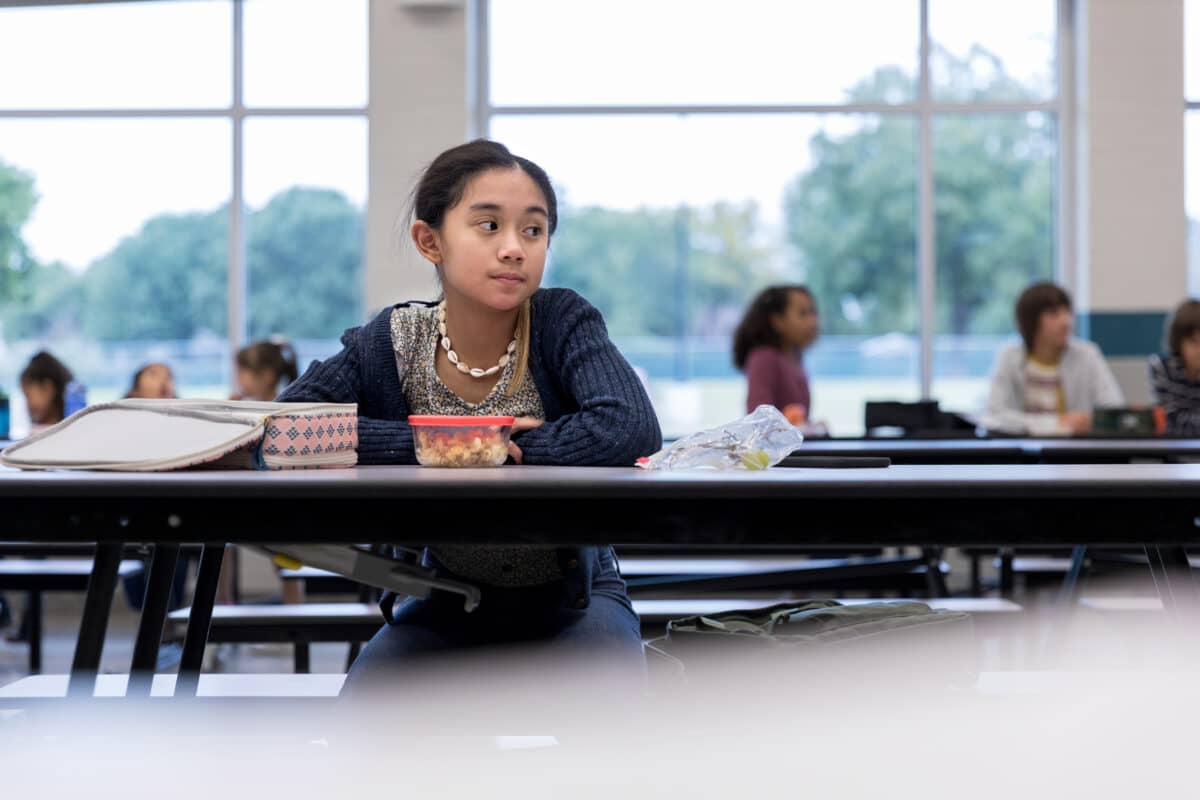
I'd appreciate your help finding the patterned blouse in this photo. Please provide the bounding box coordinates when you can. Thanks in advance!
[390,304,562,587]
[1149,353,1200,436]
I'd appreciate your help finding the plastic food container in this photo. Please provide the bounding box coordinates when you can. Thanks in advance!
[409,415,515,467]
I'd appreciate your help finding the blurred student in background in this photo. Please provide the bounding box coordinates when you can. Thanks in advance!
[5,351,74,638]
[232,339,298,402]
[984,282,1123,435]
[1149,299,1200,436]
[218,338,302,607]
[733,285,820,428]
[122,362,187,627]
[125,362,176,399]
[19,350,72,432]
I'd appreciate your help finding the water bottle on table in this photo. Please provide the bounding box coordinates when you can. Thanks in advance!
[64,380,88,418]
[0,389,9,439]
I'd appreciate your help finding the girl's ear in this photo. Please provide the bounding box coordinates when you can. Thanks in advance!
[411,220,443,265]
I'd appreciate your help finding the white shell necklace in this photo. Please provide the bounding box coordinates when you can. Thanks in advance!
[436,301,517,379]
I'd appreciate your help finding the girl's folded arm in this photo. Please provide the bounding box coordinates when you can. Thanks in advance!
[516,294,662,467]
[277,328,418,464]
[353,418,417,465]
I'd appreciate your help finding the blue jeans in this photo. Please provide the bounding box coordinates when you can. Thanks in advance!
[122,553,191,612]
[342,546,644,696]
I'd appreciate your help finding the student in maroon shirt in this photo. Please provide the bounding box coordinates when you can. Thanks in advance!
[733,285,819,424]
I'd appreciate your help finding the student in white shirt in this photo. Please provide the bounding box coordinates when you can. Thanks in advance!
[984,282,1124,435]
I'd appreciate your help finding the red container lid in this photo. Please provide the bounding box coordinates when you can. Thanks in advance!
[408,415,515,426]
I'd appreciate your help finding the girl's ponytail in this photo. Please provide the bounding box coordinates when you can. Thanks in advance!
[506,298,532,396]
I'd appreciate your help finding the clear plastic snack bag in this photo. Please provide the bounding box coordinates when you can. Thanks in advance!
[636,404,804,471]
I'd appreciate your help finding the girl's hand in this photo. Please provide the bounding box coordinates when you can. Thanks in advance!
[782,403,807,426]
[507,416,543,464]
[1058,410,1093,435]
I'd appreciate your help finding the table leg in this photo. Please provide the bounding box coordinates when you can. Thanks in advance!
[67,542,124,698]
[1036,546,1091,667]
[28,590,42,674]
[1144,545,1199,620]
[346,642,362,672]
[294,642,311,674]
[1055,546,1089,607]
[231,545,241,605]
[921,548,948,598]
[998,548,1015,596]
[176,542,225,698]
[128,543,181,696]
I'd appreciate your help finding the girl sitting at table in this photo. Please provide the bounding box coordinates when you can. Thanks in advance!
[733,285,820,428]
[1149,299,1200,436]
[216,338,302,608]
[232,339,298,401]
[984,282,1124,435]
[277,139,661,691]
[6,351,74,641]
[19,350,73,432]
[125,362,177,399]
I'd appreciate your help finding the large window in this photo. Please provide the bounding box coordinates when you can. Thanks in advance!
[486,0,1061,437]
[0,0,366,435]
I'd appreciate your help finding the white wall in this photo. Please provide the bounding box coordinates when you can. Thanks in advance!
[1074,0,1185,401]
[365,0,474,313]
[1075,0,1186,312]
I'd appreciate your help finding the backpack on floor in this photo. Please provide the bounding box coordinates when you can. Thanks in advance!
[645,599,977,692]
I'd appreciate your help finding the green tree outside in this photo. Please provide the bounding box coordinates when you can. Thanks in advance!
[0,47,1095,371]
[785,108,918,337]
[8,187,363,343]
[784,50,1053,338]
[0,158,40,328]
[246,187,363,340]
[546,200,776,340]
[82,209,228,340]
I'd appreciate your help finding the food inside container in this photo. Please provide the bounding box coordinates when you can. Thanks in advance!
[408,415,515,467]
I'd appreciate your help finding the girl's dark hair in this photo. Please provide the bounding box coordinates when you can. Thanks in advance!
[1167,299,1200,355]
[236,339,298,391]
[733,286,816,370]
[413,139,555,395]
[413,139,557,236]
[1015,282,1072,352]
[19,350,73,422]
[127,362,173,397]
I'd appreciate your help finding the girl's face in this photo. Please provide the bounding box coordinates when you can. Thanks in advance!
[771,290,820,351]
[413,167,549,313]
[1181,331,1200,375]
[134,364,176,399]
[21,378,57,424]
[1035,306,1073,352]
[236,367,278,402]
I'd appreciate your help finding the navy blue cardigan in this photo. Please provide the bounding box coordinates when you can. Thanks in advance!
[277,288,662,609]
[279,287,661,465]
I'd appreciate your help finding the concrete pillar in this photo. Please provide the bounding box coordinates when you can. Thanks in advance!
[1074,0,1186,402]
[365,0,474,314]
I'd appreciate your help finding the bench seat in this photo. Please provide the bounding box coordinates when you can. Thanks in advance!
[166,603,383,673]
[0,559,144,673]
[0,672,346,699]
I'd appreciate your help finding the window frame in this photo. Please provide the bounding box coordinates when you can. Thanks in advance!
[0,0,369,366]
[478,0,1071,399]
